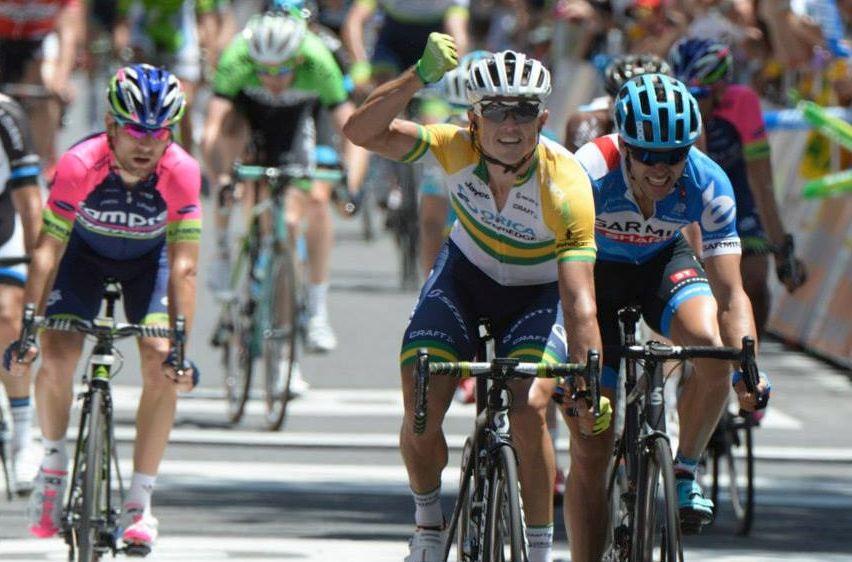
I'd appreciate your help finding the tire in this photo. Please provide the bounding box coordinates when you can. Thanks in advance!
[221,243,254,425]
[77,390,108,562]
[633,436,683,562]
[711,412,755,536]
[396,163,420,291]
[448,437,479,562]
[0,422,12,500]
[483,446,527,562]
[603,452,631,562]
[262,243,299,431]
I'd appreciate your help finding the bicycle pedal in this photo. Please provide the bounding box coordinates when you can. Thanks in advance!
[679,508,712,535]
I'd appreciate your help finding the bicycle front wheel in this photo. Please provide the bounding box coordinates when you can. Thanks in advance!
[221,244,254,424]
[632,436,683,562]
[75,390,108,562]
[483,445,527,562]
[711,411,755,536]
[262,243,300,431]
[446,437,479,562]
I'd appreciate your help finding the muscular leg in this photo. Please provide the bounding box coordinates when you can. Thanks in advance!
[563,387,615,562]
[670,296,728,459]
[132,336,176,476]
[34,331,86,442]
[510,378,556,527]
[304,181,333,285]
[740,254,770,335]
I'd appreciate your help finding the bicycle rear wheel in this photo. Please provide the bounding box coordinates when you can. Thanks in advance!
[262,242,300,431]
[633,436,683,562]
[395,162,420,291]
[483,445,527,562]
[220,247,254,424]
[75,390,109,562]
[710,411,755,536]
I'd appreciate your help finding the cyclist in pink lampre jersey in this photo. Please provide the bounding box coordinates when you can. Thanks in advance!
[669,38,807,334]
[4,64,200,555]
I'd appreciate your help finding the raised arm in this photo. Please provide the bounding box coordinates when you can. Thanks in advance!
[343,33,458,160]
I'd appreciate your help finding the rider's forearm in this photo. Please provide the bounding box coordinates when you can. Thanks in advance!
[340,4,372,63]
[23,233,65,315]
[343,67,423,147]
[11,186,43,255]
[716,287,757,352]
[746,157,787,248]
[55,3,84,84]
[167,243,199,339]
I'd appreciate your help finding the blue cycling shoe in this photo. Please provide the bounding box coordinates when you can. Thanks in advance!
[676,476,714,533]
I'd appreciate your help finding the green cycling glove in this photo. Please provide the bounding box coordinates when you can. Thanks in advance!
[593,396,613,435]
[415,32,459,84]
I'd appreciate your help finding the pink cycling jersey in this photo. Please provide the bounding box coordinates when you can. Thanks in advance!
[43,133,202,261]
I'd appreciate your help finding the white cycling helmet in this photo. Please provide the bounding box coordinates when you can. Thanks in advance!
[467,50,552,105]
[243,12,307,65]
[441,50,491,107]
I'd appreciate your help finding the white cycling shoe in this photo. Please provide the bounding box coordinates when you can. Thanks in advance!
[404,527,446,562]
[306,315,337,353]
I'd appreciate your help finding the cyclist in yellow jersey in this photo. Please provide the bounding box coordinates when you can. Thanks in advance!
[344,34,609,562]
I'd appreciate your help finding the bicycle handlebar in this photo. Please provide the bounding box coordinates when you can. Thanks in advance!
[233,162,346,185]
[615,336,764,407]
[413,349,601,435]
[0,256,30,267]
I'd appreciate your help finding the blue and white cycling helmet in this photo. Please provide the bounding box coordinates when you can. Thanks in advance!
[440,50,491,108]
[614,73,701,149]
[668,38,732,90]
[107,64,185,129]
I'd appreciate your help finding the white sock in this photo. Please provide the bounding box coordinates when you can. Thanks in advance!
[125,472,157,512]
[412,486,443,528]
[307,282,329,319]
[527,524,553,562]
[10,397,33,453]
[40,437,68,472]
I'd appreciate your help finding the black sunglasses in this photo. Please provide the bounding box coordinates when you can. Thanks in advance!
[477,101,542,124]
[627,144,691,166]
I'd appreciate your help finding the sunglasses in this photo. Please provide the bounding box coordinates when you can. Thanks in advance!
[627,144,691,166]
[476,100,542,124]
[118,120,171,141]
[256,62,295,76]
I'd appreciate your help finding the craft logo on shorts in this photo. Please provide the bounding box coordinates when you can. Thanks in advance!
[670,268,698,283]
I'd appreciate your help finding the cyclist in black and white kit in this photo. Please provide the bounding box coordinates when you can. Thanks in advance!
[0,93,43,494]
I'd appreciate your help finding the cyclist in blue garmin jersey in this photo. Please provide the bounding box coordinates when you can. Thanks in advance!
[545,73,771,561]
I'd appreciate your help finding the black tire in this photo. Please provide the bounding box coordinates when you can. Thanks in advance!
[77,390,107,562]
[262,243,299,431]
[0,422,12,500]
[221,243,254,424]
[483,445,527,562]
[396,163,420,291]
[603,452,631,562]
[633,436,683,562]
[711,412,755,536]
[447,437,479,561]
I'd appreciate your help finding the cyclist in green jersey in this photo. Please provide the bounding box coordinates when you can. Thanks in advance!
[201,11,368,360]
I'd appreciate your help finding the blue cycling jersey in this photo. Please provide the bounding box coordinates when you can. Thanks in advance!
[575,134,741,264]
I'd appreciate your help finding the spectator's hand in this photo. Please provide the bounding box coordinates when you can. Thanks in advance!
[416,33,458,84]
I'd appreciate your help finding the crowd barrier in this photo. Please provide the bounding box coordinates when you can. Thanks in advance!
[764,107,851,368]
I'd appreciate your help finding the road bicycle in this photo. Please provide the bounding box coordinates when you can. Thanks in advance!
[603,305,761,562]
[211,160,344,430]
[0,255,31,499]
[13,279,186,562]
[414,320,600,562]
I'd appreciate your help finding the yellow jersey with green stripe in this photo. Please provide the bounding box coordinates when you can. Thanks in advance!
[403,124,596,285]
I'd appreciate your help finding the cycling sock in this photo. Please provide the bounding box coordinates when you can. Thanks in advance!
[526,524,553,562]
[412,486,443,528]
[126,472,157,513]
[673,453,699,479]
[10,397,33,453]
[215,230,229,256]
[307,282,329,319]
[40,437,68,472]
